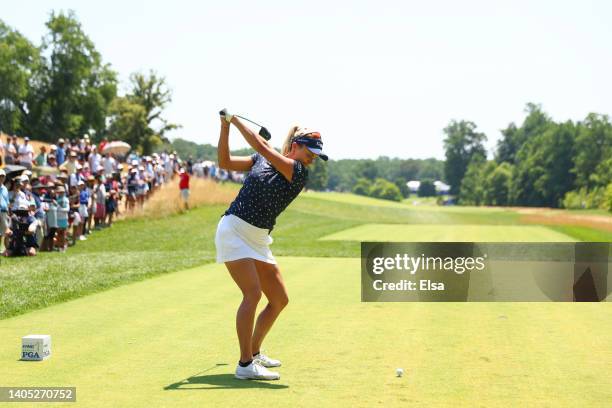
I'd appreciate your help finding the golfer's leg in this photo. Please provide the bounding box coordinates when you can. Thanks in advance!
[225,259,261,362]
[251,260,289,354]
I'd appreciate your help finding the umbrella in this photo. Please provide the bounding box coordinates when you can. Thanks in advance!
[102,141,131,155]
[1,164,27,180]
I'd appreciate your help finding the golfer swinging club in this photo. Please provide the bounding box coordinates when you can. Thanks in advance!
[215,109,328,380]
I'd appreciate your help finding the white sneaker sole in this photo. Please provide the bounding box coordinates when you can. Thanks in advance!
[234,374,280,380]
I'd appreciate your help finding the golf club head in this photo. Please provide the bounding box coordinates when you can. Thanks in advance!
[219,108,228,117]
[259,127,272,141]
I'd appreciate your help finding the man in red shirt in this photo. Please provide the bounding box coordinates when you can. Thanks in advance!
[179,168,190,210]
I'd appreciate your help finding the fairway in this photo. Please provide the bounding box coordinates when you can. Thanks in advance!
[320,224,577,242]
[1,257,611,407]
[302,191,509,213]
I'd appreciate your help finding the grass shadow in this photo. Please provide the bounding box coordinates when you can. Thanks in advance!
[164,363,288,390]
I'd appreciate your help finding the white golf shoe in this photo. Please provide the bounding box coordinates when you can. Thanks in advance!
[235,360,280,380]
[254,352,282,368]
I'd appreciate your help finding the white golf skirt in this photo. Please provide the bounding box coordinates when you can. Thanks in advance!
[215,213,276,264]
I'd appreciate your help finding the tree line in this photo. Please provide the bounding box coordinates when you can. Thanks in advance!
[444,103,612,211]
[0,10,177,154]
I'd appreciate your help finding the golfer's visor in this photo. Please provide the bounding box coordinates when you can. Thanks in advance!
[293,134,329,161]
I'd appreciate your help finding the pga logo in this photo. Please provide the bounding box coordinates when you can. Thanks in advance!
[22,351,41,359]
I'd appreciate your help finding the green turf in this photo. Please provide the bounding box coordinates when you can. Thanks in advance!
[303,191,509,213]
[1,257,611,407]
[320,224,577,242]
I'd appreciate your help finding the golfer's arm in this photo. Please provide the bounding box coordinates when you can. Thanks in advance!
[231,117,294,181]
[217,122,254,172]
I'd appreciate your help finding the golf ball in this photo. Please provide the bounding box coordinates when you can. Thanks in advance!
[396,368,404,377]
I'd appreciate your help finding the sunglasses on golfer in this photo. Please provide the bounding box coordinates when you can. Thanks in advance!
[292,133,328,161]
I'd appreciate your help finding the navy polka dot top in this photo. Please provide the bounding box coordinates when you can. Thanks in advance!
[223,152,309,233]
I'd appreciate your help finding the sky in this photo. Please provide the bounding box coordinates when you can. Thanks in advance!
[2,0,611,160]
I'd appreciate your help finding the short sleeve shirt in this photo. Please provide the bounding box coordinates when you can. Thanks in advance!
[223,153,308,232]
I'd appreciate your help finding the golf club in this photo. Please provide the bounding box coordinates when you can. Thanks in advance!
[219,109,272,141]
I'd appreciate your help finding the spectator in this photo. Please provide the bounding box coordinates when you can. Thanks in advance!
[10,176,29,211]
[56,138,66,165]
[18,137,35,169]
[93,175,106,229]
[4,135,17,165]
[35,145,48,166]
[179,168,190,210]
[68,184,81,246]
[3,203,38,257]
[41,184,58,252]
[85,175,95,234]
[77,180,89,240]
[0,169,9,252]
[55,185,69,252]
[98,136,109,154]
[60,150,78,175]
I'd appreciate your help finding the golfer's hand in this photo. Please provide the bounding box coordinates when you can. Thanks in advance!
[220,109,233,125]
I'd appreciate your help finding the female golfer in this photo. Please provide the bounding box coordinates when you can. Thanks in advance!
[215,110,328,380]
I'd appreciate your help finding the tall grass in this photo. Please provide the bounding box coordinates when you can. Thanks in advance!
[120,177,240,219]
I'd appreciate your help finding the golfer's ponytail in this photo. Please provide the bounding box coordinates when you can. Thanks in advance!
[282,125,300,156]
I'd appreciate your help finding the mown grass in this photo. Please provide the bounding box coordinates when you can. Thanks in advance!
[1,188,609,320]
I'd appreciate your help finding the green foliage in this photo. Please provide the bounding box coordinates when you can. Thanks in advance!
[510,120,576,207]
[0,12,118,140]
[483,162,513,205]
[108,71,179,154]
[393,177,410,198]
[561,186,607,210]
[604,183,612,212]
[352,177,372,196]
[458,156,489,205]
[418,179,437,197]
[0,20,41,134]
[305,157,329,191]
[572,113,612,189]
[369,178,403,201]
[496,103,551,165]
[443,120,487,195]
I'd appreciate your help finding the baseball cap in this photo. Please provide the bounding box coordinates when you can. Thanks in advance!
[0,169,5,176]
[292,128,328,161]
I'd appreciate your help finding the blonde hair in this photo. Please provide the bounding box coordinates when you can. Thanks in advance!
[281,125,301,156]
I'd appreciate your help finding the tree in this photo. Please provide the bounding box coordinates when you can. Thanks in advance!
[356,160,378,180]
[458,156,488,205]
[496,103,551,165]
[572,113,612,189]
[443,120,487,195]
[418,179,436,197]
[352,178,372,196]
[483,162,513,206]
[39,11,117,140]
[0,20,41,135]
[109,71,180,154]
[393,177,410,198]
[306,158,329,191]
[0,12,117,140]
[509,121,576,207]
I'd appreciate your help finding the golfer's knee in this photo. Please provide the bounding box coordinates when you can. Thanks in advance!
[243,289,262,305]
[272,294,289,311]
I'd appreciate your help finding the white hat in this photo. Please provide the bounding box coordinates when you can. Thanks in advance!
[0,169,5,176]
[77,180,85,186]
[20,174,29,182]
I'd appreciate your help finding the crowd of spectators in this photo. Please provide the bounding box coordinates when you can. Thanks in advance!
[0,134,186,257]
[0,133,251,257]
